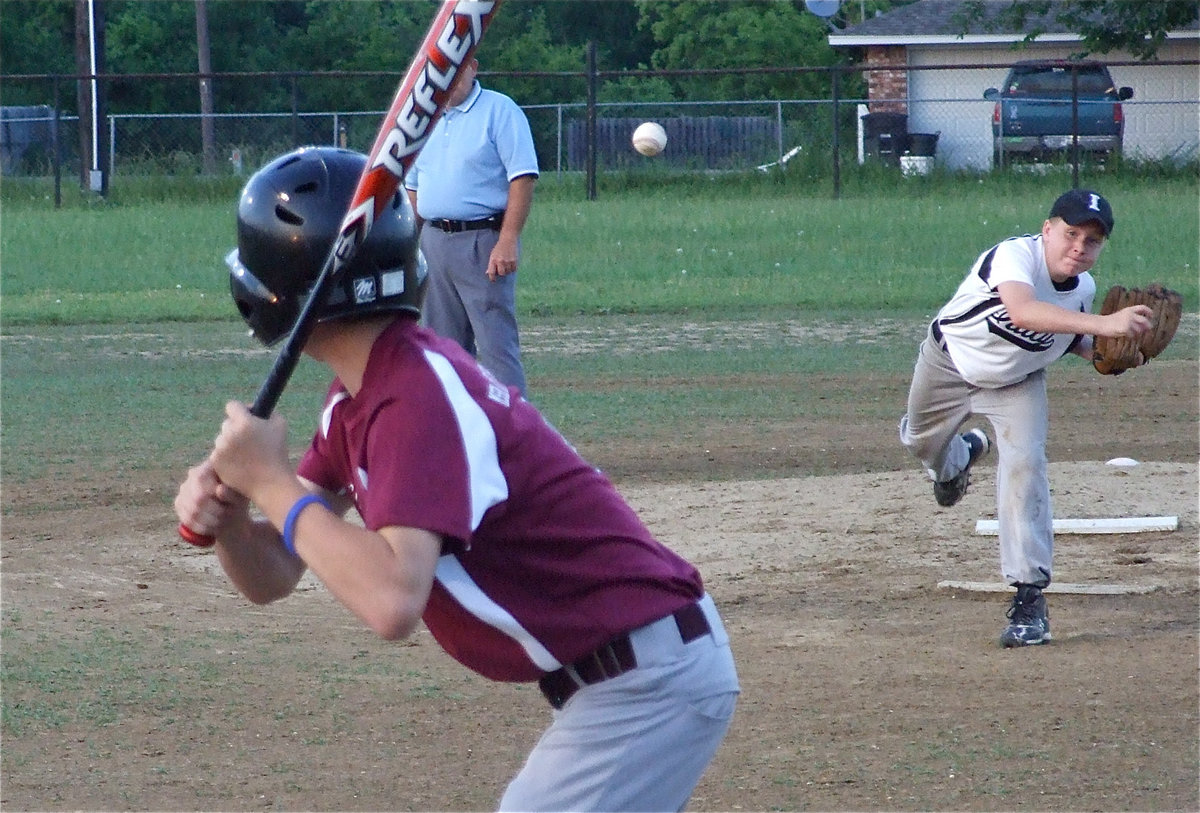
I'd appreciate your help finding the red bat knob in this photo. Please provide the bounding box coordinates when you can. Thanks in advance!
[178,523,216,548]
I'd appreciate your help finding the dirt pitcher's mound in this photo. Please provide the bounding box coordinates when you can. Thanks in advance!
[624,461,1198,593]
[1,461,1196,812]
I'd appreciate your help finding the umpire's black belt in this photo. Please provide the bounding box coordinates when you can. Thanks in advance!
[538,601,711,709]
[427,213,504,233]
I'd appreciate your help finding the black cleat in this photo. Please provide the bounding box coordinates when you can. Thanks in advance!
[1000,584,1052,647]
[933,429,990,507]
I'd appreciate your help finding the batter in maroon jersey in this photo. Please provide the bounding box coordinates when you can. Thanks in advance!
[174,147,739,811]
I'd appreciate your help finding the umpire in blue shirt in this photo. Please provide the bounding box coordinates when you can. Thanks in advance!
[406,57,539,396]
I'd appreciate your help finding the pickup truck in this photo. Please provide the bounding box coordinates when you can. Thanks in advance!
[984,60,1133,165]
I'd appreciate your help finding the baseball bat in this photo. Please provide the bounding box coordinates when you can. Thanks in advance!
[179,0,502,547]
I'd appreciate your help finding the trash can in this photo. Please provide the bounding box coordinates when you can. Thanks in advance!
[862,112,908,166]
[905,132,940,157]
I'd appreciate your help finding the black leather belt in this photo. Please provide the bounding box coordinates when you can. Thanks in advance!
[538,602,711,709]
[427,213,503,233]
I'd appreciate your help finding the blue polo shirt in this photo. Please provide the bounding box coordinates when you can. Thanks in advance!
[405,81,539,221]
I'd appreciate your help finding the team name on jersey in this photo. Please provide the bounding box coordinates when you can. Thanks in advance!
[985,310,1055,352]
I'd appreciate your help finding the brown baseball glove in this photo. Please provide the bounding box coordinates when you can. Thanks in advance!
[1092,283,1184,375]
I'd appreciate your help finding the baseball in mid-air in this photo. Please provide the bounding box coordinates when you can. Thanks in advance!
[632,121,667,156]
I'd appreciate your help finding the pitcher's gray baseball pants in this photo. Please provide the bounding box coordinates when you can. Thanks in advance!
[899,331,1054,587]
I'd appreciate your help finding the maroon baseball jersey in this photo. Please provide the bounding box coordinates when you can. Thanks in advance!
[298,319,703,681]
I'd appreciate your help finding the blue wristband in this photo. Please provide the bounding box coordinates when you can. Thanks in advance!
[282,493,330,557]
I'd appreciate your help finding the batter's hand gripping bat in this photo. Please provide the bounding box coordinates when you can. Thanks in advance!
[179,0,503,547]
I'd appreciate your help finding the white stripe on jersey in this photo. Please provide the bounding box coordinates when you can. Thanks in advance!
[320,390,351,438]
[422,348,509,533]
[435,554,562,672]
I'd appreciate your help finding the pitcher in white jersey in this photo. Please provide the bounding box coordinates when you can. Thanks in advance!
[898,189,1153,647]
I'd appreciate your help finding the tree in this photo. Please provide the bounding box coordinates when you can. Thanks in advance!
[473,5,585,105]
[1,0,865,114]
[271,1,430,111]
[103,1,199,112]
[960,0,1199,60]
[1,1,76,77]
[516,0,655,72]
[637,1,850,101]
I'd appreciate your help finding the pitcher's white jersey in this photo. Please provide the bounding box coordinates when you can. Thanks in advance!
[934,234,1095,388]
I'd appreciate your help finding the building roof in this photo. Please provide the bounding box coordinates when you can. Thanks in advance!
[828,0,1199,47]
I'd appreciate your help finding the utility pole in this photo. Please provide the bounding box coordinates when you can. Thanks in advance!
[196,0,217,175]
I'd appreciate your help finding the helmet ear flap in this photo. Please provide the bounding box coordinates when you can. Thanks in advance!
[227,248,297,345]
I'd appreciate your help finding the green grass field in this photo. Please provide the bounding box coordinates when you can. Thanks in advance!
[2,170,1196,487]
[3,171,1197,325]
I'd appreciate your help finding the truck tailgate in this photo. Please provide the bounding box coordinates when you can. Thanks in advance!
[998,98,1117,136]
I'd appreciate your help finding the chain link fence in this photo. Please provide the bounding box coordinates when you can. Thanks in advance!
[3,61,1196,195]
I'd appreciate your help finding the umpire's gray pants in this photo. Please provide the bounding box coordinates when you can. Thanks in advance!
[419,226,527,396]
[898,333,1054,587]
[499,594,739,812]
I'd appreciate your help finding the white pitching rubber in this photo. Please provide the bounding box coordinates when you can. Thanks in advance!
[974,516,1178,535]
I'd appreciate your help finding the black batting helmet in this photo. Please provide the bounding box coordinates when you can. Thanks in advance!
[228,146,426,346]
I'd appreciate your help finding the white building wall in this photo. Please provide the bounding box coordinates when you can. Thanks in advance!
[904,40,1199,170]
[1118,41,1200,162]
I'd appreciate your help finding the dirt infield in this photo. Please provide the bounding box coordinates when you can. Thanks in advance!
[2,347,1197,810]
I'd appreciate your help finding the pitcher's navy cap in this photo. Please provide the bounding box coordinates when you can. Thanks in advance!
[1049,188,1114,236]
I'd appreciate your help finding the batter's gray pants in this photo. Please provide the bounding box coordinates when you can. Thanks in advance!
[898,332,1054,587]
[419,226,527,396]
[499,594,739,812]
